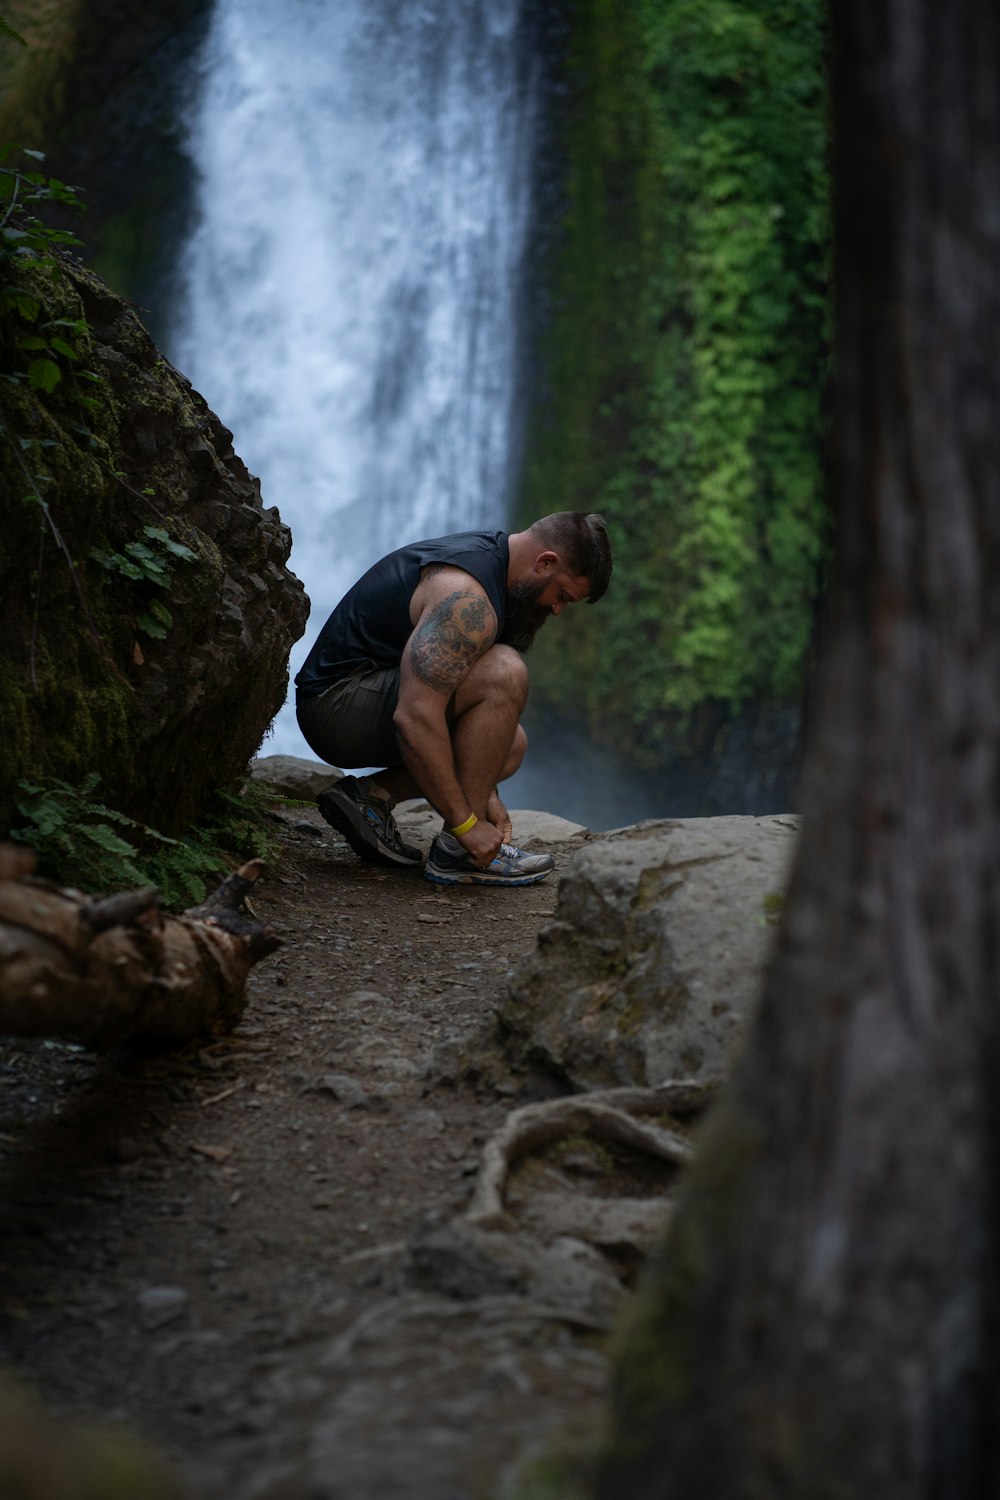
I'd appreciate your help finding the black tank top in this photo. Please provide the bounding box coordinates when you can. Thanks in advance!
[295,530,509,697]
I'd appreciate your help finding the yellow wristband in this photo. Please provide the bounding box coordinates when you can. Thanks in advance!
[448,812,478,837]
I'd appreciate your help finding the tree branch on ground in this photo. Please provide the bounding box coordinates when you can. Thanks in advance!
[0,843,280,1049]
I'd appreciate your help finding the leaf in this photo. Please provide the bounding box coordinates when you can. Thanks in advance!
[137,612,168,639]
[27,357,61,392]
[1,285,40,319]
[81,824,138,858]
[143,526,197,561]
[124,541,168,577]
[0,17,28,45]
[50,336,79,360]
[147,598,173,627]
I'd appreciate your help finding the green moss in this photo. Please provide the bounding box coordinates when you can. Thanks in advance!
[0,656,35,772]
[763,888,785,925]
[614,992,651,1040]
[551,1133,616,1175]
[519,0,831,770]
[0,256,140,827]
[0,253,205,833]
[0,1368,179,1499]
[501,1418,607,1500]
[603,1092,763,1459]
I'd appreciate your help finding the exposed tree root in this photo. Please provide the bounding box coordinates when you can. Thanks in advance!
[0,844,280,1049]
[464,1087,709,1231]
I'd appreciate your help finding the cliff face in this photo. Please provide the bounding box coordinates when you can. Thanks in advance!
[0,0,213,323]
[516,0,829,807]
[0,254,309,836]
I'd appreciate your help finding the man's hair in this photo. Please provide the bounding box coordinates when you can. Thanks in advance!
[528,512,613,603]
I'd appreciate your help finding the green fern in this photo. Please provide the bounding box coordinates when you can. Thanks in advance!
[0,14,27,46]
[12,776,279,909]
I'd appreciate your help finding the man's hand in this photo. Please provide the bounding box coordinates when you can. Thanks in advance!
[486,788,513,845]
[458,817,504,868]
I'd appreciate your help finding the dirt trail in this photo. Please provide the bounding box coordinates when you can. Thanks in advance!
[0,803,617,1499]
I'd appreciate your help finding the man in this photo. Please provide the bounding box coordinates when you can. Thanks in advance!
[295,512,612,887]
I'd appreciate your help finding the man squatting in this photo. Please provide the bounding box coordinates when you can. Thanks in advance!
[294,512,612,888]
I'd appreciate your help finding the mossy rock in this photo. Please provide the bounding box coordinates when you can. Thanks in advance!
[0,253,308,835]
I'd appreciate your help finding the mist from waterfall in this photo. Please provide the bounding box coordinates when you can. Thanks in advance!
[170,0,539,760]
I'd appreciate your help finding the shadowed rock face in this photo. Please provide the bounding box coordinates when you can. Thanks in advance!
[500,815,800,1091]
[0,258,309,835]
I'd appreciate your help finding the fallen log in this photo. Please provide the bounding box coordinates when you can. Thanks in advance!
[0,843,280,1049]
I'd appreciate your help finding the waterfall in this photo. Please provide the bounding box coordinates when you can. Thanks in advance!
[170,0,539,758]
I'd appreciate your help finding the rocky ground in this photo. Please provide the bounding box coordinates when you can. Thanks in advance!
[0,799,661,1499]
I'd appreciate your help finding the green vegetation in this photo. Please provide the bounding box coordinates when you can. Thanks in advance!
[88,523,198,638]
[0,146,137,839]
[0,1368,179,1499]
[0,132,290,882]
[1,145,87,370]
[520,0,830,769]
[12,774,278,908]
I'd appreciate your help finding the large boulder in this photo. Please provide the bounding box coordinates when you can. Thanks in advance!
[0,258,308,835]
[250,756,342,802]
[499,815,799,1091]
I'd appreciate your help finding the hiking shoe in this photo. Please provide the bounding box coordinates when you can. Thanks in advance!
[423,835,554,887]
[317,776,422,868]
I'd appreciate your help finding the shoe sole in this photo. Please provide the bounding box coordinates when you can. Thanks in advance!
[318,789,421,868]
[423,862,552,887]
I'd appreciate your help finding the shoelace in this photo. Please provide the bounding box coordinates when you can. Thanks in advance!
[364,798,402,841]
[497,843,521,859]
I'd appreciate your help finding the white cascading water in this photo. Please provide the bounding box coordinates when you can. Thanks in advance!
[170,0,539,758]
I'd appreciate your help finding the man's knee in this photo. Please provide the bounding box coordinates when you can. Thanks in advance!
[458,644,529,710]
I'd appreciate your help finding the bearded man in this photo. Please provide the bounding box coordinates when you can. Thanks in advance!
[294,512,612,887]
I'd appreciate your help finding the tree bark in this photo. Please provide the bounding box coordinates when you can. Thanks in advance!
[599,1,1000,1495]
[0,845,280,1049]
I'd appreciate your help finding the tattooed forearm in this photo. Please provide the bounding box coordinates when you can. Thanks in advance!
[409,591,497,693]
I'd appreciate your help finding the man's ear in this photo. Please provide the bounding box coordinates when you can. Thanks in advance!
[534,550,560,575]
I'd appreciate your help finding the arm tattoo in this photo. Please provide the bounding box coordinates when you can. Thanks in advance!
[409,590,497,694]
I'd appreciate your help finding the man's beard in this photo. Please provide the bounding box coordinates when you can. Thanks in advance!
[499,579,551,653]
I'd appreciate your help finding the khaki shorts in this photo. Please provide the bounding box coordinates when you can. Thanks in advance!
[296,665,403,769]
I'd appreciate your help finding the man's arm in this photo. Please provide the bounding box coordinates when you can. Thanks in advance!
[393,570,504,865]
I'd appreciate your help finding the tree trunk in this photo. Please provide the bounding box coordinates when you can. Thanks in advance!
[598,1,1000,1495]
[0,845,280,1050]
